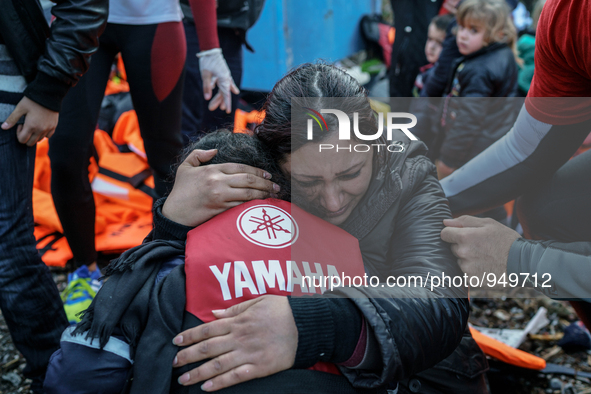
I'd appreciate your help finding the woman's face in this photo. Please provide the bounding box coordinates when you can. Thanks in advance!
[280,132,373,226]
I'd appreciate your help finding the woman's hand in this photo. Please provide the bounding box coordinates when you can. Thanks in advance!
[162,149,281,227]
[172,296,298,391]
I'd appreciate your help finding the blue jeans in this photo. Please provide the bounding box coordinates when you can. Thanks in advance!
[0,128,68,380]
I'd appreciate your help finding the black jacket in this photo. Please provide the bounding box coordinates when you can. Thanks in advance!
[388,0,443,100]
[319,133,486,391]
[153,131,479,391]
[421,19,462,99]
[438,43,519,169]
[0,0,108,112]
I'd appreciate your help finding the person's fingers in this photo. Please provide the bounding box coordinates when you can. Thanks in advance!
[46,128,56,139]
[449,242,462,258]
[210,76,218,91]
[27,130,44,146]
[2,105,25,130]
[16,124,34,145]
[198,363,262,392]
[16,124,23,134]
[454,215,488,228]
[27,126,52,146]
[225,187,273,203]
[183,149,218,168]
[177,354,254,389]
[218,163,272,180]
[208,92,224,112]
[173,319,231,350]
[442,218,463,228]
[222,88,232,114]
[457,259,469,273]
[173,336,234,368]
[212,298,261,319]
[226,173,279,193]
[202,70,213,100]
[440,226,464,244]
[230,81,240,95]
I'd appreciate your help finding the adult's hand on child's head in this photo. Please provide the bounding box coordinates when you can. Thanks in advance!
[1,97,59,146]
[162,149,281,227]
[172,295,298,391]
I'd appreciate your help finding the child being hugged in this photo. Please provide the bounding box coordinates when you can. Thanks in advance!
[435,0,520,180]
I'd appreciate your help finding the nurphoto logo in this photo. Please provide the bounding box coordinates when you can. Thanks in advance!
[305,108,418,153]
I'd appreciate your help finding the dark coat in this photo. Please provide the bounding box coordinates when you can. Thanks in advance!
[388,0,443,100]
[0,0,108,111]
[333,132,488,393]
[437,43,520,169]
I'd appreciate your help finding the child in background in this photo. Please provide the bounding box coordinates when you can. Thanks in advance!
[413,14,455,97]
[435,0,519,181]
[410,14,454,151]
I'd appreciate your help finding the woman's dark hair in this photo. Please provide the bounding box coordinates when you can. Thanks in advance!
[255,63,381,164]
[180,130,290,200]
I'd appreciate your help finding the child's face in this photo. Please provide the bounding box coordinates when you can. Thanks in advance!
[425,23,446,64]
[456,20,486,55]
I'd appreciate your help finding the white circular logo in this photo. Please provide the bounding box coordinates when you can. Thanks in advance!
[236,204,299,249]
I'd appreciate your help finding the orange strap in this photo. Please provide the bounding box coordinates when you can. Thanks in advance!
[470,326,546,370]
[233,109,265,133]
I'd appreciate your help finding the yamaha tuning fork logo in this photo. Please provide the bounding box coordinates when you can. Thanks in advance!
[304,108,418,153]
[237,205,299,249]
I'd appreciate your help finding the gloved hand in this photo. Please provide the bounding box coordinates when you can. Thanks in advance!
[198,48,240,114]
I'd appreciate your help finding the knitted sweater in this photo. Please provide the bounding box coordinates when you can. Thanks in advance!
[0,45,26,123]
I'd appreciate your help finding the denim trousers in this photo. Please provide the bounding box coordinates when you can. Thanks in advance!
[0,127,68,378]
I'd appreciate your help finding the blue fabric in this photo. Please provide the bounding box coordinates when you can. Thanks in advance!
[0,127,68,378]
[45,255,184,393]
[155,255,184,284]
[44,340,131,394]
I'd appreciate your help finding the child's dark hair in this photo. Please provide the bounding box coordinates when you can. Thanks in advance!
[180,130,290,201]
[431,14,455,32]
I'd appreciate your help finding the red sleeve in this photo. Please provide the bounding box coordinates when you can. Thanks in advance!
[187,0,220,51]
[525,0,591,125]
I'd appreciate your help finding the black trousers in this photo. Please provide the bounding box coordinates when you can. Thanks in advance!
[181,21,243,143]
[49,22,185,267]
[388,0,442,100]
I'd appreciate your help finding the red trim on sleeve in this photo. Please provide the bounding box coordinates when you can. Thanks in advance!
[338,318,367,368]
[187,0,220,51]
[524,0,591,125]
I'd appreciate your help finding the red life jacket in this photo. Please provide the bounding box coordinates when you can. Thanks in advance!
[185,199,367,375]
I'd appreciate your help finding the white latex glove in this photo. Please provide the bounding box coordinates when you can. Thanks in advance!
[198,48,240,114]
